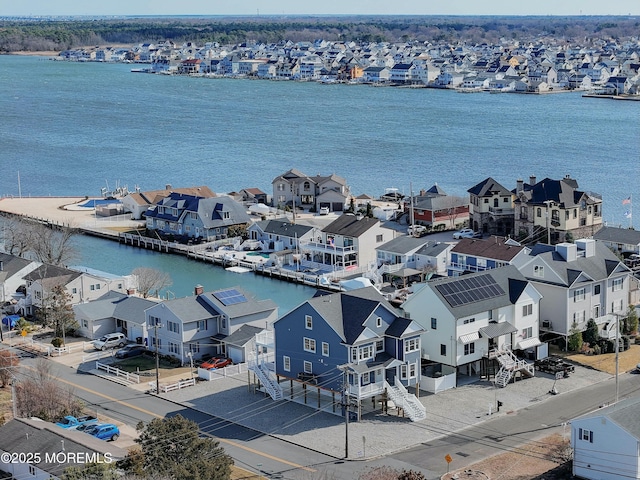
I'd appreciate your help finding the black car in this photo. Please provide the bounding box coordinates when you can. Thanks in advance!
[114,344,147,359]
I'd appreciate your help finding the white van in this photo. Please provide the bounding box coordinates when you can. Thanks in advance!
[92,333,126,351]
[407,225,427,237]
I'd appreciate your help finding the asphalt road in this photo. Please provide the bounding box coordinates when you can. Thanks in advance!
[10,348,640,480]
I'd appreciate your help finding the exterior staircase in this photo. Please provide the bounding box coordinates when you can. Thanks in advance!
[384,378,426,422]
[249,359,283,401]
[493,348,535,388]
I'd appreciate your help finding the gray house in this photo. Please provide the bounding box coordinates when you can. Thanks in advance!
[147,285,278,365]
[592,226,640,256]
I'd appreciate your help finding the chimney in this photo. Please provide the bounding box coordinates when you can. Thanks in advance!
[195,284,204,296]
[126,288,136,296]
[516,179,523,193]
[529,175,536,186]
[419,189,426,196]
[555,243,577,262]
[165,184,172,190]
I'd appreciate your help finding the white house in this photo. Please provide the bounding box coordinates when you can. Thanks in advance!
[571,396,640,480]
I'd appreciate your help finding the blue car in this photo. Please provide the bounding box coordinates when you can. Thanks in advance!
[86,423,120,441]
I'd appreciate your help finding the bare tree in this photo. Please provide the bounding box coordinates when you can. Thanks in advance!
[440,195,469,230]
[0,216,77,266]
[0,351,19,387]
[132,267,172,298]
[15,358,83,421]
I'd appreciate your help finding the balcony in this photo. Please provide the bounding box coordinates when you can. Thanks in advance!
[348,380,385,399]
[488,206,515,216]
[302,241,356,256]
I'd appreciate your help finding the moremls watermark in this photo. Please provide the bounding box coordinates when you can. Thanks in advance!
[1,452,113,464]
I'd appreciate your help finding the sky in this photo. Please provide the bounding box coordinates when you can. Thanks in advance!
[4,0,640,17]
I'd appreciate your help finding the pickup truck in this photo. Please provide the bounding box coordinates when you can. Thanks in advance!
[56,415,98,429]
[534,356,575,376]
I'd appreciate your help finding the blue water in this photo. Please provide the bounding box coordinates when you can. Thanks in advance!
[0,55,638,310]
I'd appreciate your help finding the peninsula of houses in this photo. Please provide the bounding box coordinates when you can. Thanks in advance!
[56,36,640,96]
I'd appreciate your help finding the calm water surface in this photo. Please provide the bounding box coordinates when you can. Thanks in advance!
[0,55,638,308]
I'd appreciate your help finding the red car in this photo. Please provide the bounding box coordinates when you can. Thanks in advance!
[201,357,232,370]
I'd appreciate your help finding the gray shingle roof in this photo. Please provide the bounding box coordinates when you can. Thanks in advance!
[378,236,433,255]
[223,324,263,347]
[73,293,159,326]
[323,215,379,237]
[254,219,313,238]
[573,395,640,439]
[592,226,640,246]
[0,252,34,279]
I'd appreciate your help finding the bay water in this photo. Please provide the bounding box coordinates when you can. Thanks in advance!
[1,55,638,310]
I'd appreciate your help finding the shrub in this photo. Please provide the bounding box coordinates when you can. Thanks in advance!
[592,344,601,355]
[51,337,64,348]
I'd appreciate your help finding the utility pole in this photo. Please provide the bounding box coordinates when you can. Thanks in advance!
[153,321,161,394]
[341,367,349,459]
[615,313,620,404]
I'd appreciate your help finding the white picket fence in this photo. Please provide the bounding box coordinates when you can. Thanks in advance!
[159,378,196,393]
[198,362,249,381]
[28,338,91,356]
[95,361,140,384]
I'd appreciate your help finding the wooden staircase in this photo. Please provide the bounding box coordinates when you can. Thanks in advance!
[493,348,535,388]
[384,378,426,422]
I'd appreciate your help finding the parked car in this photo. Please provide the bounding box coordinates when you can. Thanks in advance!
[115,344,147,359]
[319,206,330,215]
[407,225,427,237]
[534,356,575,376]
[56,415,98,429]
[201,357,232,370]
[92,333,126,351]
[453,228,475,239]
[86,423,120,441]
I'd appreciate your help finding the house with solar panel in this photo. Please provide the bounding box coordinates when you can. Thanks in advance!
[401,265,541,390]
[269,287,426,421]
[146,285,277,365]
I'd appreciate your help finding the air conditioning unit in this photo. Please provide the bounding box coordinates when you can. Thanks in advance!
[542,320,552,329]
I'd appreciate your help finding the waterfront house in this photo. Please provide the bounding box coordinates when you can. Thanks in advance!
[513,175,603,244]
[247,218,314,253]
[404,186,469,231]
[592,226,640,256]
[374,236,446,285]
[272,287,426,421]
[121,185,215,220]
[146,285,277,364]
[73,290,159,341]
[401,265,542,391]
[467,177,515,237]
[0,252,39,307]
[362,66,391,83]
[271,169,350,213]
[571,396,640,480]
[300,214,394,269]
[414,241,452,276]
[145,193,251,241]
[21,264,130,317]
[0,417,126,480]
[239,187,269,206]
[518,239,630,340]
[448,236,529,277]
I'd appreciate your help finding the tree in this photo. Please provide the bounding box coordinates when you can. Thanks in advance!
[441,195,467,230]
[624,305,638,335]
[583,318,599,347]
[0,351,19,387]
[15,358,83,421]
[132,267,172,299]
[568,321,583,352]
[37,284,78,339]
[0,217,77,265]
[125,415,232,480]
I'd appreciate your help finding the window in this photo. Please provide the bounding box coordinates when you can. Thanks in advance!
[463,318,475,324]
[303,361,312,374]
[362,371,373,385]
[29,465,36,475]
[190,212,198,219]
[533,265,544,278]
[167,321,180,334]
[376,234,383,242]
[573,310,586,323]
[277,183,285,191]
[573,288,585,302]
[574,209,577,219]
[90,284,95,291]
[440,344,446,356]
[484,198,489,204]
[305,315,313,330]
[404,338,419,353]
[283,356,290,372]
[594,285,601,295]
[189,342,200,353]
[522,327,532,339]
[477,258,486,268]
[169,342,180,354]
[82,319,88,328]
[522,304,533,316]
[303,337,316,353]
[375,339,384,352]
[351,348,357,362]
[358,344,374,360]
[400,364,408,379]
[409,362,416,378]
[431,317,437,330]
[322,342,329,356]
[536,208,542,217]
[579,428,593,443]
[565,210,570,220]
[613,278,623,291]
[376,317,382,328]
[72,287,77,294]
[149,315,161,326]
[464,342,475,355]
[197,320,207,332]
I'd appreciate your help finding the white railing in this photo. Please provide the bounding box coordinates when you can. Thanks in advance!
[95,361,140,383]
[384,378,426,422]
[161,378,195,393]
[348,381,385,398]
[248,358,283,401]
[198,362,248,381]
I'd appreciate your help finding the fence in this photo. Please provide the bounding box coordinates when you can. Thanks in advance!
[95,361,140,384]
[198,362,249,381]
[28,339,91,356]
[160,378,196,393]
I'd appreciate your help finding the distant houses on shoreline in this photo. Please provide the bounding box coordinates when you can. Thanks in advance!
[55,36,640,96]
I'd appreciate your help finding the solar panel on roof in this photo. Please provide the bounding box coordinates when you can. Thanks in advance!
[212,288,247,306]
[435,273,506,308]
